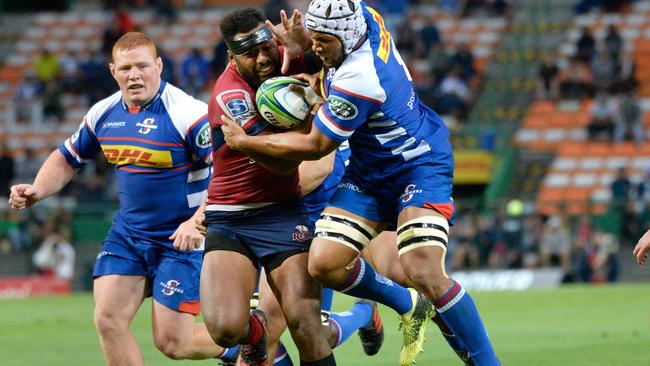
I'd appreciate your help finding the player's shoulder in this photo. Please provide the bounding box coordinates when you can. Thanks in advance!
[211,66,258,125]
[85,91,122,129]
[161,82,208,129]
[330,43,386,104]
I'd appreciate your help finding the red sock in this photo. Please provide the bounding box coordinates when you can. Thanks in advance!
[241,313,264,345]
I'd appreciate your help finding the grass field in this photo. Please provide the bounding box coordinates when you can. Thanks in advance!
[1,284,649,365]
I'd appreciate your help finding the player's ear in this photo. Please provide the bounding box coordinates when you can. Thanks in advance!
[227,51,235,63]
[109,63,116,78]
[156,57,163,75]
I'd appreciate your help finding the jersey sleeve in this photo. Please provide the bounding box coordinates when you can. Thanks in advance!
[185,115,213,165]
[313,82,383,143]
[58,117,101,169]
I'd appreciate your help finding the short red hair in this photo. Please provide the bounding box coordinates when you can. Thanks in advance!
[112,32,157,61]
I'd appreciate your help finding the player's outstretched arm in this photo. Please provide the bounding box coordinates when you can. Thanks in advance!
[170,202,206,251]
[9,150,75,210]
[266,9,312,74]
[633,228,650,266]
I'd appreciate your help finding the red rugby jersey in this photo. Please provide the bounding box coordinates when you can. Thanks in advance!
[207,48,307,206]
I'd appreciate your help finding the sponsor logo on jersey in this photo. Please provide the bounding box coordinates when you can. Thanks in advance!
[103,121,127,128]
[327,95,358,120]
[137,118,158,135]
[400,184,423,203]
[217,89,257,127]
[407,89,416,110]
[196,124,211,148]
[337,182,363,192]
[161,279,184,296]
[292,225,313,242]
[102,145,173,168]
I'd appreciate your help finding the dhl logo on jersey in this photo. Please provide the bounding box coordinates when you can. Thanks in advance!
[366,7,391,63]
[102,145,173,168]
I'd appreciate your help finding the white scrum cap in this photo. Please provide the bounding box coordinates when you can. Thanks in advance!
[305,0,367,55]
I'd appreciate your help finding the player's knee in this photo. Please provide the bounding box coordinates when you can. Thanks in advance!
[403,265,446,289]
[154,337,186,360]
[94,308,128,337]
[307,256,335,282]
[284,310,322,348]
[203,311,248,347]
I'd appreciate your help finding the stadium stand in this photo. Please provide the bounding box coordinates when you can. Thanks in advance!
[513,1,650,215]
[3,0,645,285]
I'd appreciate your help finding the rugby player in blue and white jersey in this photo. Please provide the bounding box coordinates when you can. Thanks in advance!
[9,32,239,365]
[220,1,500,365]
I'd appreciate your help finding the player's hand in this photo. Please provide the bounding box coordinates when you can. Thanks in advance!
[289,83,324,106]
[195,219,207,236]
[8,184,41,210]
[221,115,246,151]
[170,218,205,251]
[266,9,311,74]
[633,229,650,266]
[291,73,321,101]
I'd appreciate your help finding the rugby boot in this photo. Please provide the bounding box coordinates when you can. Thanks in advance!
[356,299,384,356]
[218,350,238,366]
[398,289,434,366]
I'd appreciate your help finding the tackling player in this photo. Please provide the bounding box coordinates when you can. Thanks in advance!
[8,32,239,365]
[219,1,501,365]
[201,8,334,366]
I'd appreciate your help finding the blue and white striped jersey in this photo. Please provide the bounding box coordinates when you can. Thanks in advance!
[313,4,452,172]
[59,81,212,245]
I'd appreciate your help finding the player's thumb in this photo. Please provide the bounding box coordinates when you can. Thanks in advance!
[281,57,291,75]
[23,186,37,197]
[169,229,178,240]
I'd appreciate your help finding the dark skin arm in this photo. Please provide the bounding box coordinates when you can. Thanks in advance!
[248,151,300,175]
[221,73,338,161]
[221,110,338,161]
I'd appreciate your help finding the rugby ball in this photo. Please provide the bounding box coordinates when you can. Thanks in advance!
[256,76,310,129]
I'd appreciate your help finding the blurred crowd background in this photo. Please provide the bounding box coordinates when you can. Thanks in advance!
[0,0,648,289]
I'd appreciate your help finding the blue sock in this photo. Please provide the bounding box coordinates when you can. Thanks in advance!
[219,346,239,362]
[328,302,373,348]
[321,288,334,311]
[274,343,294,365]
[334,258,412,315]
[434,281,500,366]
[432,313,469,355]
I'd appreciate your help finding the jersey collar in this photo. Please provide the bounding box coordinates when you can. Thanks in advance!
[121,80,166,114]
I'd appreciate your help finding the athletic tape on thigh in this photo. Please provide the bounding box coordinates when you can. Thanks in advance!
[315,214,378,252]
[396,215,449,256]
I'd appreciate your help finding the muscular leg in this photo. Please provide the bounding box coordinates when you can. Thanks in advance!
[93,275,148,366]
[267,252,333,363]
[200,250,259,347]
[308,207,414,316]
[362,231,413,288]
[257,270,287,364]
[151,300,225,359]
[398,207,499,365]
[364,230,472,364]
[397,208,457,303]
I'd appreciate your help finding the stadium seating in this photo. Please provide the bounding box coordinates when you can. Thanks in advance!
[509,0,650,215]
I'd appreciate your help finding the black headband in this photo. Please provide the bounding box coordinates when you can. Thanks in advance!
[226,26,273,55]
